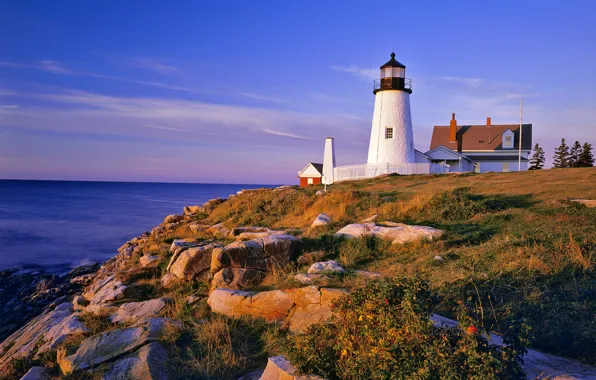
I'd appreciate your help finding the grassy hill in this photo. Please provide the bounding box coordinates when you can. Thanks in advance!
[206,167,596,364]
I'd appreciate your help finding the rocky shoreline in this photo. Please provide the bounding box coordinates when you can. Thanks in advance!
[1,187,595,379]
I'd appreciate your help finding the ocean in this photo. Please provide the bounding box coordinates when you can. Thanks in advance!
[0,180,275,273]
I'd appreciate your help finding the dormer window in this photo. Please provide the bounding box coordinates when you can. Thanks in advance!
[385,127,394,139]
[502,130,514,148]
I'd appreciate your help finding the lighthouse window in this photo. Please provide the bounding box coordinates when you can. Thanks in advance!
[385,127,394,139]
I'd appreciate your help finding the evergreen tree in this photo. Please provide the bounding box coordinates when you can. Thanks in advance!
[569,141,583,167]
[553,138,570,168]
[577,142,594,167]
[528,143,545,170]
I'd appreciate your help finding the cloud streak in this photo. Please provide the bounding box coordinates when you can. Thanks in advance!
[262,128,313,140]
[437,76,484,88]
[330,65,377,78]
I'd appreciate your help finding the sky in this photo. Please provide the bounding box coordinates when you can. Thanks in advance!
[1,1,595,184]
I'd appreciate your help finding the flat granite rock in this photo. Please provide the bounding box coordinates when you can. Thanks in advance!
[102,342,170,380]
[110,298,172,325]
[335,222,443,244]
[259,356,327,380]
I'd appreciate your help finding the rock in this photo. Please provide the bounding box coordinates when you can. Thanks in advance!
[294,273,326,284]
[163,214,183,224]
[201,198,225,213]
[169,239,208,257]
[208,286,348,333]
[230,227,285,241]
[570,199,596,208]
[20,366,49,380]
[211,234,300,275]
[168,243,221,281]
[360,215,378,223]
[353,270,382,279]
[239,369,265,379]
[434,255,444,262]
[0,303,85,366]
[110,298,172,325]
[67,262,100,278]
[307,260,345,274]
[72,295,89,311]
[58,318,179,374]
[260,356,327,380]
[296,251,326,266]
[311,214,332,228]
[335,222,444,244]
[139,255,159,268]
[315,190,325,195]
[183,205,202,215]
[160,273,179,289]
[83,275,128,308]
[210,268,266,292]
[207,223,231,239]
[35,311,89,355]
[189,223,210,233]
[102,342,169,380]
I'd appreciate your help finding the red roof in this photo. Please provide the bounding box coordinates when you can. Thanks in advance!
[430,124,532,151]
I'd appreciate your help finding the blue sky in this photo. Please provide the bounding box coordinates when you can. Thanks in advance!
[1,1,594,184]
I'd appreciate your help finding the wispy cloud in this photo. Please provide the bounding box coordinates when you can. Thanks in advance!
[0,105,18,108]
[238,92,290,104]
[262,128,313,140]
[141,123,188,132]
[438,76,484,88]
[330,65,377,78]
[128,58,179,75]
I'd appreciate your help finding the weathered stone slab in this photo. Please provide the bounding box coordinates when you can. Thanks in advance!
[210,268,266,292]
[259,356,327,380]
[335,222,443,244]
[140,255,159,268]
[20,366,49,380]
[307,260,345,274]
[310,214,331,228]
[207,223,231,239]
[102,342,169,380]
[168,243,221,280]
[110,298,172,325]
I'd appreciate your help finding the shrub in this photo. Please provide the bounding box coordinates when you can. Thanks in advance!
[338,235,389,268]
[282,277,527,379]
[426,188,510,221]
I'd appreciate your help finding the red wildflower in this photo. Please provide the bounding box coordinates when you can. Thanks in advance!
[384,299,389,305]
[466,326,478,335]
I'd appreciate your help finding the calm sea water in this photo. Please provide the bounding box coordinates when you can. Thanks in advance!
[0,180,274,273]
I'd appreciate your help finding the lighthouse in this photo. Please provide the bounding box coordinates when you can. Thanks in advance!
[366,53,415,166]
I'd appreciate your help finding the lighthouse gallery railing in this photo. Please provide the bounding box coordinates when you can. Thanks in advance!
[333,163,450,182]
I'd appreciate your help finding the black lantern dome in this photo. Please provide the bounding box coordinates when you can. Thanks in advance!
[373,53,412,94]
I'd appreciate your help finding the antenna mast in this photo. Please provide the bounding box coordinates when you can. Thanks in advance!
[518,98,523,171]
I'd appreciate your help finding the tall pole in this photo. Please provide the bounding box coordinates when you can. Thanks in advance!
[518,98,523,171]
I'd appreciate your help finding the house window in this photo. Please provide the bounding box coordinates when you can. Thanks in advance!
[385,127,394,139]
[503,135,513,148]
[307,178,314,185]
[474,162,480,173]
[502,162,510,172]
[478,140,485,143]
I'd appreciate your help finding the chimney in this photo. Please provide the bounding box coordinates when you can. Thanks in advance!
[449,113,457,142]
[323,137,336,185]
[486,117,491,127]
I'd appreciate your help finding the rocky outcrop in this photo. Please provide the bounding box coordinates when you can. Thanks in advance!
[208,286,348,333]
[0,302,87,366]
[0,263,98,341]
[20,366,49,380]
[139,255,159,268]
[294,274,327,284]
[82,275,129,313]
[260,356,326,380]
[210,268,266,293]
[183,205,202,215]
[211,234,300,276]
[167,242,222,281]
[307,260,345,274]
[110,298,172,325]
[335,222,443,244]
[58,318,179,375]
[311,214,331,228]
[102,342,170,380]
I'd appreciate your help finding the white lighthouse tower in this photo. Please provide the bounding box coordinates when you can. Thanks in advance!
[367,53,415,166]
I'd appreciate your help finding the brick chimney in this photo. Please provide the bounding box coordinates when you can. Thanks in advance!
[486,117,491,127]
[449,113,457,142]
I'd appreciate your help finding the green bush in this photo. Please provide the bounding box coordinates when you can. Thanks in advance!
[426,188,510,221]
[283,278,527,379]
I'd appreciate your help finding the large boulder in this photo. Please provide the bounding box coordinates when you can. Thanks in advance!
[210,268,266,293]
[140,255,159,268]
[58,318,179,374]
[211,234,300,276]
[183,205,202,215]
[311,214,331,228]
[110,298,172,325]
[335,222,443,244]
[0,303,86,366]
[102,342,170,380]
[167,243,222,281]
[83,275,129,310]
[259,356,326,380]
[20,366,49,380]
[207,223,231,239]
[208,286,348,333]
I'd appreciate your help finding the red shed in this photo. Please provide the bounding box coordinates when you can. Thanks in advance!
[298,162,323,187]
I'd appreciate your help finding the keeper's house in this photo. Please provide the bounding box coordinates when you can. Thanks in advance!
[427,114,533,173]
[297,162,324,187]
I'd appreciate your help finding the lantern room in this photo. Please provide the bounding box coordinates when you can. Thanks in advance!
[374,52,412,94]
